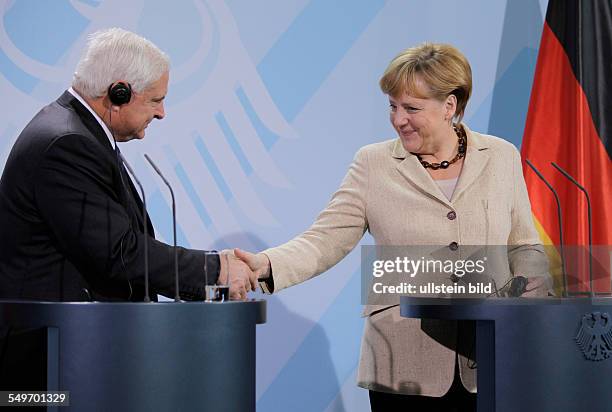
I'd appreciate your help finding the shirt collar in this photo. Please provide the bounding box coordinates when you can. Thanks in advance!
[68,87,116,150]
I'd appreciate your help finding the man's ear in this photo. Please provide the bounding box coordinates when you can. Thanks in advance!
[101,95,121,113]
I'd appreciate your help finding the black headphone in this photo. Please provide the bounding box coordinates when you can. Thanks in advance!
[108,82,132,106]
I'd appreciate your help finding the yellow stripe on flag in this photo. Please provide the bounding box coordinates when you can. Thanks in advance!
[532,214,564,295]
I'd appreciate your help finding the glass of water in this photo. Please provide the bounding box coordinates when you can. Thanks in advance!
[205,251,230,302]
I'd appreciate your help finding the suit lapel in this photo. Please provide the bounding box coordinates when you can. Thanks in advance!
[451,126,490,203]
[57,91,155,236]
[392,139,453,207]
[390,124,491,206]
[121,163,155,236]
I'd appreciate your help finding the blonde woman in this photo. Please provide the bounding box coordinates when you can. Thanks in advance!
[237,43,547,410]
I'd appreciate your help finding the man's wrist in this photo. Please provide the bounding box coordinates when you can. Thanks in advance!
[204,251,221,285]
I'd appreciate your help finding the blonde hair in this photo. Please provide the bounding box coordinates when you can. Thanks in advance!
[379,43,472,122]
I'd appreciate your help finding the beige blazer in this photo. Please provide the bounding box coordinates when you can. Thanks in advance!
[261,124,547,396]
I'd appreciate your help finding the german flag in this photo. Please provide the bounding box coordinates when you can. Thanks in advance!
[521,0,612,294]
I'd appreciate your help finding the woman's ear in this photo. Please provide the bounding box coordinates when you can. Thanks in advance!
[445,94,457,121]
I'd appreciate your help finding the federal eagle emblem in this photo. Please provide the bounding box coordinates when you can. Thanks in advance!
[575,312,612,361]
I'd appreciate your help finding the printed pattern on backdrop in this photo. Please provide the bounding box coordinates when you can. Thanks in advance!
[0,1,547,410]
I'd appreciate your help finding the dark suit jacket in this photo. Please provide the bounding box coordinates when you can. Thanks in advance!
[0,91,219,301]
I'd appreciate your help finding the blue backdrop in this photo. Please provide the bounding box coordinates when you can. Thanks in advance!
[0,1,548,410]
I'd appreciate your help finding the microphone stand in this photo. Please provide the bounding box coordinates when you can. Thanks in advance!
[551,162,594,296]
[118,152,151,302]
[144,154,180,302]
[525,159,568,297]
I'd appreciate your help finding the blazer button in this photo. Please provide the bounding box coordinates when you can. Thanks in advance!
[449,241,459,251]
[447,211,457,220]
[450,274,461,283]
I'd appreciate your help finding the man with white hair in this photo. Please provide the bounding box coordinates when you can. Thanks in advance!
[0,28,256,302]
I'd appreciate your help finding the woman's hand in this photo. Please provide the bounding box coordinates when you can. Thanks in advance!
[234,248,272,281]
[520,276,549,297]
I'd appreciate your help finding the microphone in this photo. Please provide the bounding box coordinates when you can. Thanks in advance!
[144,154,180,302]
[81,288,94,302]
[506,276,529,297]
[453,250,528,298]
[482,275,526,298]
[117,152,151,303]
[525,159,568,297]
[551,162,594,296]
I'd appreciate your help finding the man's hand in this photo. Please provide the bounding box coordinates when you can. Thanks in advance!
[218,251,257,300]
[520,276,549,297]
[234,248,271,281]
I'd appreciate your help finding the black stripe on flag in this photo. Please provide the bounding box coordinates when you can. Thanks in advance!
[546,0,612,158]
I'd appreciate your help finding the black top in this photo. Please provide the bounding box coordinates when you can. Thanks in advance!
[0,91,219,301]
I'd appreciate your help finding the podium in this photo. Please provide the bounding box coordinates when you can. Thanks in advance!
[0,300,266,411]
[400,297,612,412]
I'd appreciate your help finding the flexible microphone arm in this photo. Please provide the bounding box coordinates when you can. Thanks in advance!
[118,152,151,303]
[525,159,568,297]
[551,162,593,296]
[144,154,180,302]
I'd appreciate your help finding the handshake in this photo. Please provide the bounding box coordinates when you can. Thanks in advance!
[216,249,271,300]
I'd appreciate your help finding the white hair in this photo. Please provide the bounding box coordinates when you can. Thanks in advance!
[72,28,170,99]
